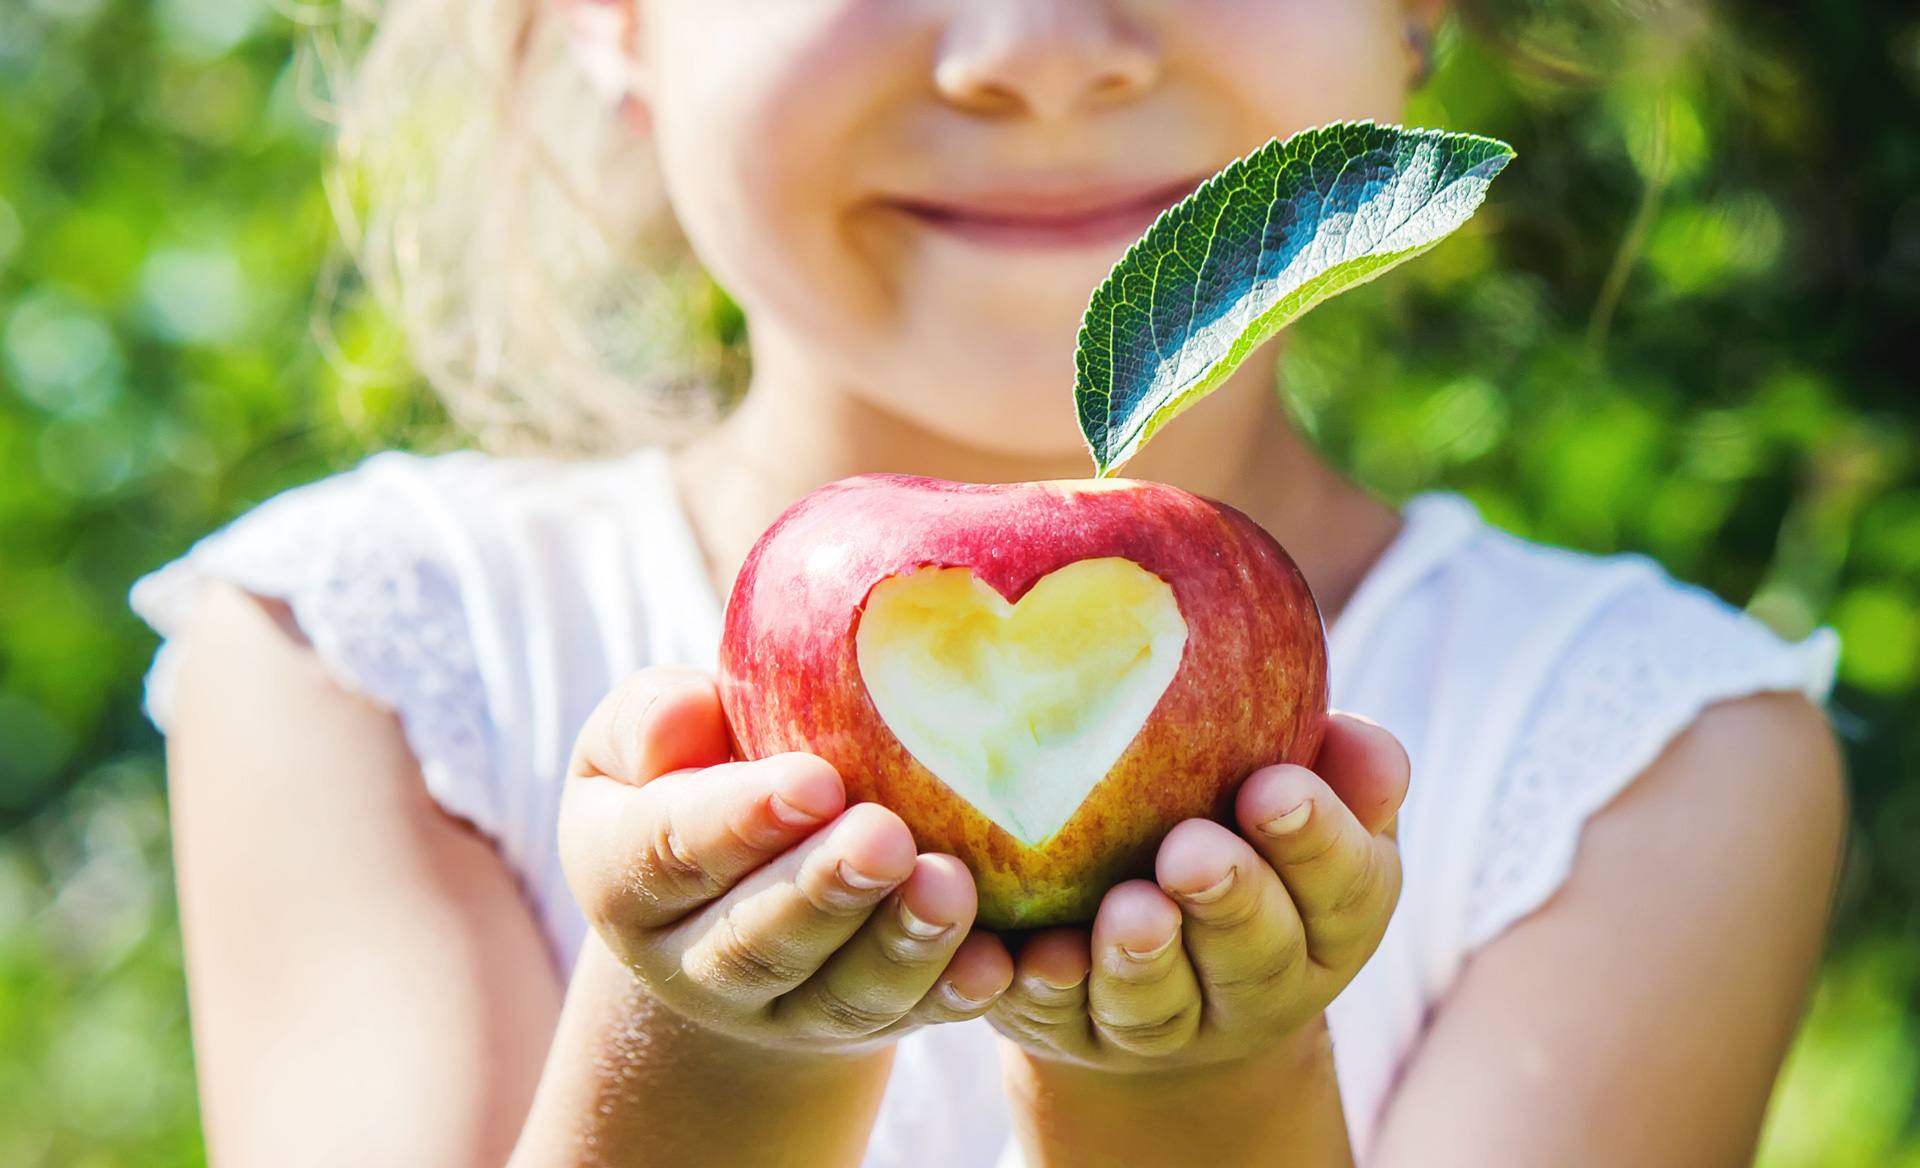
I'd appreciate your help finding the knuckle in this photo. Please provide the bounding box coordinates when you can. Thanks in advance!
[874,928,950,971]
[805,988,904,1036]
[1014,998,1082,1028]
[936,988,996,1022]
[989,1011,1054,1048]
[1228,921,1312,990]
[1322,854,1384,923]
[800,871,895,919]
[719,805,773,857]
[1001,982,1083,1027]
[1279,823,1342,868]
[1204,951,1301,1003]
[642,819,725,902]
[688,914,814,994]
[606,678,653,738]
[1187,886,1265,933]
[995,1006,1075,1051]
[1270,919,1311,975]
[1309,892,1397,969]
[578,880,637,934]
[1019,977,1085,1010]
[1104,952,1180,987]
[1094,1002,1200,1052]
[599,681,663,776]
[583,875,670,941]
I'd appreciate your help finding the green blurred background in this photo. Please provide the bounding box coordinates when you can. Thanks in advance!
[0,0,1915,1162]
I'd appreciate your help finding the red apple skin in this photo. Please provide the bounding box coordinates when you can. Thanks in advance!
[717,475,1328,930]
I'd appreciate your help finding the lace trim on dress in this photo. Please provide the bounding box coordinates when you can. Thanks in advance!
[131,463,500,838]
[1461,580,1838,948]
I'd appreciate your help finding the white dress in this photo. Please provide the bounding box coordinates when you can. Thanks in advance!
[131,448,1837,1164]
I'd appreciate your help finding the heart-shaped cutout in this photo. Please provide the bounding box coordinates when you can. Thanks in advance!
[855,557,1188,846]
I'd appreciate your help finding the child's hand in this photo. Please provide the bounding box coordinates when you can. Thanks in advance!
[990,713,1408,1073]
[559,667,1014,1053]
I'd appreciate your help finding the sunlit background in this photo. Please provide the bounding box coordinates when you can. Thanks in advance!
[0,0,1916,1163]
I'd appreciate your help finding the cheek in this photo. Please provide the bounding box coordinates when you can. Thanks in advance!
[642,2,899,337]
[634,0,1410,458]
[1177,0,1409,128]
[643,14,1099,454]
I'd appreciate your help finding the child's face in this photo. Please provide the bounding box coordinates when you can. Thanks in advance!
[623,1,1420,457]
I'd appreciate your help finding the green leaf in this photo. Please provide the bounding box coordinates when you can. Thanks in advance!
[1074,121,1516,476]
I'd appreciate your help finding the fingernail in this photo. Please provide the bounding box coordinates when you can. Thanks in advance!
[1118,932,1177,963]
[1260,801,1312,837]
[768,794,823,828]
[943,983,996,1009]
[837,860,895,891]
[1176,868,1236,906]
[1032,968,1087,993]
[899,902,951,940]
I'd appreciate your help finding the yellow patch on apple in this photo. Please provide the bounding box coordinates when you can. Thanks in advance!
[854,559,1188,847]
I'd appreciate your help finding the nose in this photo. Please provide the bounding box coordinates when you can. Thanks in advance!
[934,0,1161,120]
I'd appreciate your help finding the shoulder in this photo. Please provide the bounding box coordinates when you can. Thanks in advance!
[132,450,580,718]
[1338,498,1845,1157]
[1411,493,1825,670]
[1466,507,1835,938]
[133,450,611,632]
[133,448,675,694]
[189,447,666,559]
[1390,494,1838,723]
[1353,493,1839,956]
[1650,687,1841,808]
[130,448,681,858]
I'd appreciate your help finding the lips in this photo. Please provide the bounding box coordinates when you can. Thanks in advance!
[885,176,1206,250]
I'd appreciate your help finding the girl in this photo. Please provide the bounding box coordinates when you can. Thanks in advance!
[133,1,1845,1165]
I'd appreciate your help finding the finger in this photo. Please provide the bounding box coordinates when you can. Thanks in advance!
[1155,819,1310,1026]
[570,667,731,785]
[1087,882,1203,1057]
[668,803,919,1006]
[990,929,1093,1057]
[1236,764,1402,969]
[1312,712,1410,836]
[912,931,1016,1026]
[776,854,982,1038]
[562,752,846,933]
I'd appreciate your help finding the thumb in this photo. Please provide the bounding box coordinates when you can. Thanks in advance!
[570,666,732,787]
[1309,712,1410,837]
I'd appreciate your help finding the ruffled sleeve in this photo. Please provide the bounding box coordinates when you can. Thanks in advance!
[1460,576,1839,949]
[130,451,503,843]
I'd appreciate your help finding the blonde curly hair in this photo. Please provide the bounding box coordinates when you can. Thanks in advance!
[311,0,742,455]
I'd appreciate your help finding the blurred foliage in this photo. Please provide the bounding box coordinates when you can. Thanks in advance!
[1283,1,1920,1159]
[0,0,438,1156]
[1288,0,1920,946]
[0,0,1913,1162]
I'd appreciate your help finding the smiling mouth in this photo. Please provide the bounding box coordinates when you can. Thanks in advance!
[886,177,1208,250]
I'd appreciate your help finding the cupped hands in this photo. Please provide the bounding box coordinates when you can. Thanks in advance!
[559,666,1407,1073]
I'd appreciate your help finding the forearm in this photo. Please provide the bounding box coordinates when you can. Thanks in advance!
[1000,1017,1354,1168]
[511,936,894,1168]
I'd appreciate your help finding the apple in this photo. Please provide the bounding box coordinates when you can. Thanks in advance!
[717,475,1328,929]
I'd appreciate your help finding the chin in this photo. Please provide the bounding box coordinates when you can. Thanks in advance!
[860,286,1106,459]
[855,359,1091,461]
